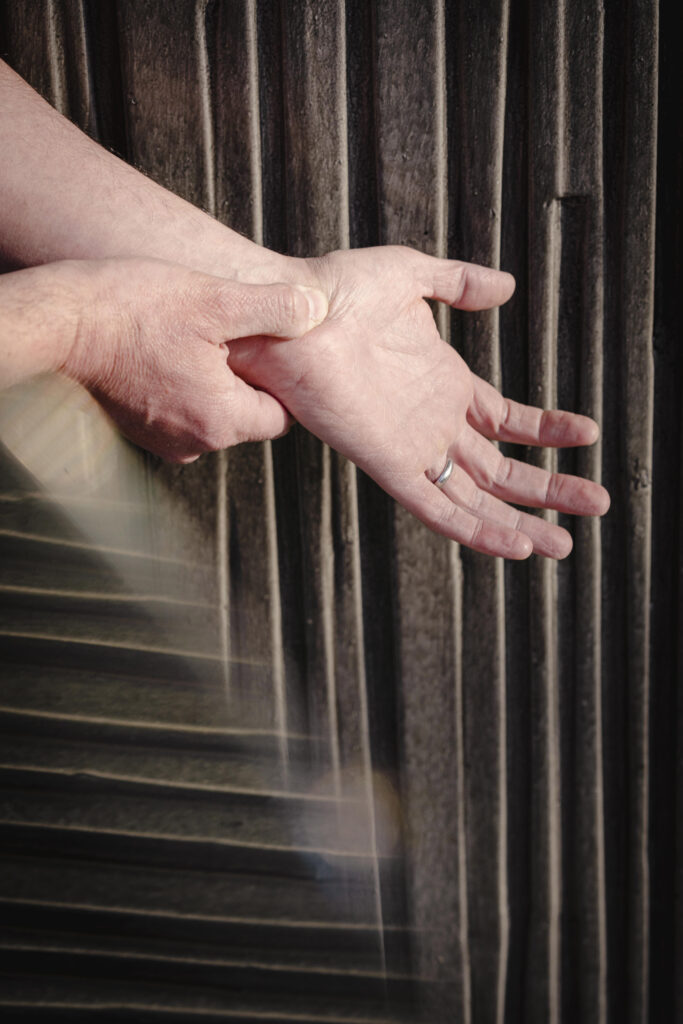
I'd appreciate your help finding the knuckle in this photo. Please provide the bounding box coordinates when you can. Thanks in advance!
[206,423,236,451]
[453,263,468,295]
[199,273,227,307]
[431,499,473,545]
[272,285,304,330]
[494,455,513,489]
[468,517,485,547]
[201,281,236,327]
[544,473,561,506]
[468,487,485,516]
[389,244,420,269]
[194,408,230,452]
[434,504,457,534]
[199,430,221,452]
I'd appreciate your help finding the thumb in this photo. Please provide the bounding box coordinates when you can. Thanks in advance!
[210,279,329,341]
[424,256,516,311]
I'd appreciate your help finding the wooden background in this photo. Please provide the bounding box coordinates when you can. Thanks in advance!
[0,1,680,1022]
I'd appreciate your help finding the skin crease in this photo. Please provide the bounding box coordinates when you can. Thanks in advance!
[0,257,329,460]
[228,247,609,560]
[0,60,610,560]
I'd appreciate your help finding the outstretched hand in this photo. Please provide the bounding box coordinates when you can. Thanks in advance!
[227,246,609,559]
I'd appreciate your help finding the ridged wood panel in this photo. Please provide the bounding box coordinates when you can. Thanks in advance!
[0,1,679,1022]
[205,1,291,752]
[372,2,467,1019]
[447,4,510,1022]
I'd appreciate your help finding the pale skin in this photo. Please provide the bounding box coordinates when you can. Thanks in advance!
[0,257,328,455]
[0,60,609,559]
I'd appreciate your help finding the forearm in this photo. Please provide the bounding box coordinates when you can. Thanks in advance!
[0,262,82,389]
[0,60,297,285]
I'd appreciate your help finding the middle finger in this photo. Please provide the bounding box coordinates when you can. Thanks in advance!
[440,461,573,558]
[453,426,610,515]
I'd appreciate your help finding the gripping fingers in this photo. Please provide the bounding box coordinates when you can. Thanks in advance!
[402,475,532,558]
[230,377,293,443]
[457,426,611,515]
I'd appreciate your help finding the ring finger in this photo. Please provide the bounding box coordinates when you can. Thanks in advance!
[438,460,573,558]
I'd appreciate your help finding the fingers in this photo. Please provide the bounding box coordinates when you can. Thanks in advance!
[211,279,328,341]
[454,426,611,515]
[416,254,516,311]
[400,475,533,559]
[438,463,574,558]
[468,375,600,447]
[159,378,293,463]
[228,376,293,444]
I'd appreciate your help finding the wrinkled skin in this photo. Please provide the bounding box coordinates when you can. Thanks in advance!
[0,62,608,559]
[62,258,325,462]
[228,246,609,559]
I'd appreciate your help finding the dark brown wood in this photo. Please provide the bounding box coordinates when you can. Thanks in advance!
[373,1,471,1018]
[527,3,563,1021]
[617,4,658,1022]
[448,3,511,1020]
[556,5,607,1024]
[0,1,675,1021]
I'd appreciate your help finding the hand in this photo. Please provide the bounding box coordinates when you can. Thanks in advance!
[227,246,610,559]
[61,258,328,462]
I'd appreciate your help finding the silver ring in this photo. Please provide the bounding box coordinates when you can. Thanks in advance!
[435,457,454,487]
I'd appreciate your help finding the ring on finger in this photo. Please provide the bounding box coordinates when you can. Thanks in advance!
[435,457,454,488]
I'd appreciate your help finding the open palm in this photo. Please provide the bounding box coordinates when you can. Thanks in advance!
[228,246,609,559]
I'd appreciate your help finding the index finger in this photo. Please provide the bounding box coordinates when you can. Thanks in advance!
[468,374,601,447]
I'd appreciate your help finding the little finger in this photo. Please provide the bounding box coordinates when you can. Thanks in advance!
[438,461,573,558]
[400,474,533,559]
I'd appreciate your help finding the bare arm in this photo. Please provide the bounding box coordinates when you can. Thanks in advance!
[0,60,609,558]
[0,59,288,284]
[0,257,327,459]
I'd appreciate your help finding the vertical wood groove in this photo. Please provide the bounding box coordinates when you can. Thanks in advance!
[451,541,472,1024]
[241,0,290,777]
[193,0,231,709]
[620,2,658,1019]
[494,12,510,1022]
[449,1,511,1019]
[527,2,564,1018]
[45,0,65,114]
[558,4,607,1021]
[0,2,673,1021]
[194,0,216,219]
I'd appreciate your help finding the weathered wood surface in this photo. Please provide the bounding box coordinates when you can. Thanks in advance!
[0,1,678,1021]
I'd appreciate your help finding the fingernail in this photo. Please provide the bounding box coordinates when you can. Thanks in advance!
[585,418,600,444]
[296,286,329,326]
[595,486,611,515]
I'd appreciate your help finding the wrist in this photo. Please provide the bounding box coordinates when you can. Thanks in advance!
[55,259,116,390]
[196,224,313,289]
[0,262,86,389]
